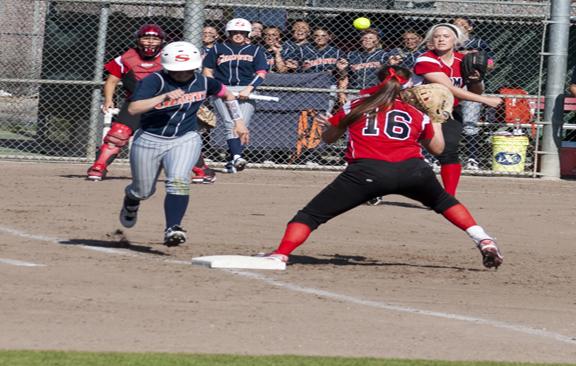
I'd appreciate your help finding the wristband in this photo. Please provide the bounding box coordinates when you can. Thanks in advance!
[248,75,265,89]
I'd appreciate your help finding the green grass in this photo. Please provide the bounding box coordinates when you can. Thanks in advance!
[0,351,573,366]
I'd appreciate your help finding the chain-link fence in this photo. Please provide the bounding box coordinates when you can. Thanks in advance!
[0,0,574,176]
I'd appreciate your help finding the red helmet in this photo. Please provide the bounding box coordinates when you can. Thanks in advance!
[135,24,165,59]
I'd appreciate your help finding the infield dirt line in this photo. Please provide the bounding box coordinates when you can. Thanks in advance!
[2,224,575,346]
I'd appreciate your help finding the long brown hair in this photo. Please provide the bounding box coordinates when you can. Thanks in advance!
[339,66,411,129]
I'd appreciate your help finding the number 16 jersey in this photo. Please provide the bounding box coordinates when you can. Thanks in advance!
[329,98,434,163]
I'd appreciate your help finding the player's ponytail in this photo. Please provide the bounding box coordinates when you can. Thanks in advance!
[339,66,412,129]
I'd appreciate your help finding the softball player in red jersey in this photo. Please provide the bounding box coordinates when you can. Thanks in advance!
[413,23,502,196]
[260,66,503,269]
[119,42,248,246]
[87,24,165,181]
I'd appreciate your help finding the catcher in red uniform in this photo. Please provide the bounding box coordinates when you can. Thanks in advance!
[86,24,165,181]
[413,23,502,196]
[260,66,503,269]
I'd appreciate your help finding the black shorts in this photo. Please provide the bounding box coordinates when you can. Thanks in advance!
[114,100,141,131]
[437,105,463,165]
[291,158,459,230]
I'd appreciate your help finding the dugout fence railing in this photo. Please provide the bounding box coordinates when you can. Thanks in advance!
[0,0,574,177]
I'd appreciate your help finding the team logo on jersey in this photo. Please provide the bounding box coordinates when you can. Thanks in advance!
[302,58,337,70]
[155,91,206,109]
[451,77,463,87]
[217,54,254,65]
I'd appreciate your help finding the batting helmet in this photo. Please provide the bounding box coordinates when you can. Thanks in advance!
[161,41,202,71]
[135,24,165,59]
[225,18,252,37]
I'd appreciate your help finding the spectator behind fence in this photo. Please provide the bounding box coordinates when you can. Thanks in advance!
[201,25,220,55]
[413,23,502,196]
[453,17,495,171]
[566,68,576,141]
[298,27,344,74]
[86,24,165,181]
[262,26,290,73]
[283,20,311,72]
[203,18,269,174]
[338,29,388,102]
[249,20,264,45]
[387,30,425,70]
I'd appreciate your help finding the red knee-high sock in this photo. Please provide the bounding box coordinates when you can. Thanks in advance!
[440,163,462,196]
[442,204,477,230]
[274,222,312,256]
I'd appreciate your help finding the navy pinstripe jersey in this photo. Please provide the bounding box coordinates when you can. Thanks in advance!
[131,71,222,137]
[263,46,293,72]
[202,42,269,86]
[298,44,343,73]
[459,37,494,60]
[345,49,388,89]
[385,48,426,70]
[282,40,305,61]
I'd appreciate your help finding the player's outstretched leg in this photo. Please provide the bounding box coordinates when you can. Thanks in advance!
[442,203,503,269]
[87,123,133,181]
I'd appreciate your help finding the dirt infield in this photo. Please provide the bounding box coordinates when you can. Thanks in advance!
[0,161,575,363]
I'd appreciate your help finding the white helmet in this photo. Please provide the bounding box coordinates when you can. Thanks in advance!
[161,41,202,71]
[225,18,252,37]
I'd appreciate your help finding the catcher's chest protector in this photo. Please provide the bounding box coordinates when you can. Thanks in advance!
[499,88,533,123]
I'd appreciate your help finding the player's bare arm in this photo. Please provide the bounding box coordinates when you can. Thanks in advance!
[102,74,121,112]
[424,71,502,108]
[128,88,185,115]
[421,123,445,156]
[202,67,214,78]
[317,113,345,144]
[238,71,267,100]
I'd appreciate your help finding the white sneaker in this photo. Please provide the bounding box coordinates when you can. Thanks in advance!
[255,252,289,263]
[233,156,247,171]
[164,225,187,247]
[477,239,503,269]
[221,162,237,174]
[465,158,480,171]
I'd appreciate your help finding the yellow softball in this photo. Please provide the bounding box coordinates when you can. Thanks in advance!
[353,17,371,30]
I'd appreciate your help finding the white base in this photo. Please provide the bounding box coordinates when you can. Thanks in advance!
[191,255,286,270]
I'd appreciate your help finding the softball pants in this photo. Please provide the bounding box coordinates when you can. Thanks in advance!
[291,158,459,231]
[125,130,201,200]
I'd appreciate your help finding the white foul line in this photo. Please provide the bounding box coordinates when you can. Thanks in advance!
[1,224,575,345]
[0,258,46,267]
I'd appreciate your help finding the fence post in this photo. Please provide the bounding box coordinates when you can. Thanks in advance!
[183,0,205,48]
[540,0,571,178]
[85,1,110,160]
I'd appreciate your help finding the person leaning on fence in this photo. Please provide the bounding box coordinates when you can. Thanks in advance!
[262,26,290,73]
[386,29,426,70]
[202,18,269,174]
[248,20,265,45]
[201,25,220,54]
[120,41,248,246]
[86,24,165,181]
[281,20,311,72]
[453,16,496,171]
[338,29,388,103]
[256,66,503,270]
[413,23,502,197]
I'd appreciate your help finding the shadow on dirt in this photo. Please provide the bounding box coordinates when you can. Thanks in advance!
[289,254,482,271]
[59,229,167,256]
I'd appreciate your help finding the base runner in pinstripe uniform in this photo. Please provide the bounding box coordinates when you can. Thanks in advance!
[203,18,269,174]
[119,41,248,246]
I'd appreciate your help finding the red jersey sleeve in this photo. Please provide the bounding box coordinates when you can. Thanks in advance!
[328,99,362,127]
[420,115,434,140]
[103,56,123,79]
[413,54,443,76]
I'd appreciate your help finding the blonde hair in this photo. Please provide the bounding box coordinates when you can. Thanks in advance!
[420,23,468,50]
